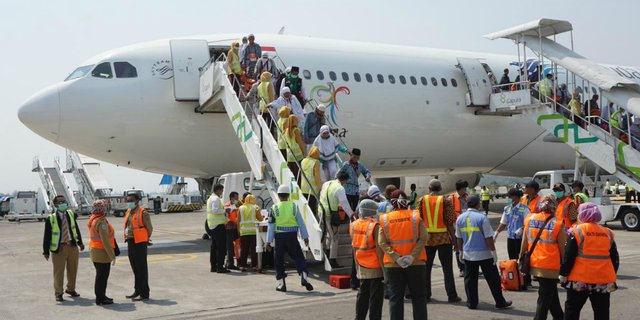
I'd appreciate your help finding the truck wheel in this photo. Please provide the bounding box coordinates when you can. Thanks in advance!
[621,209,640,231]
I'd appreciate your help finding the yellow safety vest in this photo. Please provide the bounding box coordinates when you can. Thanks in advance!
[539,78,552,97]
[238,205,258,236]
[49,210,79,252]
[481,189,490,201]
[207,194,227,228]
[319,180,342,217]
[277,117,288,149]
[285,128,304,163]
[300,157,320,195]
[258,82,271,113]
[569,98,582,116]
[226,51,242,75]
[273,201,299,233]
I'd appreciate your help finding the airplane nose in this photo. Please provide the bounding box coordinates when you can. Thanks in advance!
[18,84,61,142]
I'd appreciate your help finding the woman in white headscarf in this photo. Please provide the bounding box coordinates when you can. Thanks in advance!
[312,125,348,181]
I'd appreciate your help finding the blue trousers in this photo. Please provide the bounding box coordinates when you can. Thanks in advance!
[274,232,308,280]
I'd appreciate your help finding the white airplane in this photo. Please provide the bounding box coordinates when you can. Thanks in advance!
[18,33,640,191]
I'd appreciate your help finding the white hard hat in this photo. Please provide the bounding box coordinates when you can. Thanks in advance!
[277,184,290,194]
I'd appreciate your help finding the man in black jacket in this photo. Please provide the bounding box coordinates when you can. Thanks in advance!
[42,195,84,302]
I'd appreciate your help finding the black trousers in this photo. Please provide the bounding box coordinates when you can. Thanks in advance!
[386,266,427,320]
[355,277,384,320]
[463,258,507,309]
[425,244,458,299]
[482,200,490,214]
[226,228,238,267]
[209,224,227,271]
[347,194,359,288]
[535,277,563,320]
[127,241,149,297]
[346,194,359,212]
[274,232,308,280]
[93,262,111,302]
[507,238,531,285]
[564,289,610,320]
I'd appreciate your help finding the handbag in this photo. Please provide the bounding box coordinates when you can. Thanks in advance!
[519,215,553,274]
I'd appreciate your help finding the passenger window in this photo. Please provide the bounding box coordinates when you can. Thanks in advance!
[92,62,113,79]
[342,72,349,81]
[399,75,406,85]
[353,73,361,82]
[366,73,373,83]
[303,70,311,80]
[451,78,458,87]
[388,75,396,84]
[114,62,137,78]
[410,76,417,85]
[431,77,438,86]
[377,74,384,83]
[329,71,337,81]
[441,78,447,87]
[420,76,428,86]
[316,71,325,80]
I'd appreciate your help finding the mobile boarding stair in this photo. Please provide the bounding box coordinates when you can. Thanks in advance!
[32,156,78,211]
[65,150,112,213]
[457,18,640,192]
[195,52,352,271]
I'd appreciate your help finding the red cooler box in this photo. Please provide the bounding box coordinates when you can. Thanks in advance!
[329,274,351,289]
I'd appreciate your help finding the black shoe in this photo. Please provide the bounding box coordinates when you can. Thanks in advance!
[104,297,114,303]
[276,279,287,292]
[301,279,314,291]
[217,268,231,274]
[496,300,513,309]
[55,295,64,302]
[448,296,462,303]
[405,294,413,300]
[329,259,341,268]
[96,299,114,306]
[65,290,80,297]
[467,304,477,310]
[126,292,140,299]
[133,296,149,301]
[227,265,239,270]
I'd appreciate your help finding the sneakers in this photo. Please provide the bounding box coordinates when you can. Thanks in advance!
[301,272,314,291]
[496,300,513,309]
[276,279,287,292]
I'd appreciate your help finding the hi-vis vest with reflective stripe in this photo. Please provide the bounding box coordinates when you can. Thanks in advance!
[380,210,427,264]
[124,207,149,244]
[421,195,447,233]
[207,194,227,228]
[227,51,241,75]
[258,82,271,112]
[520,194,541,213]
[319,180,341,217]
[450,193,461,216]
[277,117,288,149]
[350,219,381,269]
[272,201,299,233]
[285,128,304,162]
[568,223,617,284]
[88,215,115,249]
[300,157,319,195]
[481,189,490,201]
[555,197,575,229]
[525,213,563,271]
[238,204,258,236]
[49,210,79,252]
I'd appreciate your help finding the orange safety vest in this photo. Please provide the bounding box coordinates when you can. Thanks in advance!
[525,213,563,271]
[225,202,238,223]
[555,197,575,229]
[380,210,427,264]
[420,195,447,233]
[567,223,617,284]
[88,215,115,249]
[520,194,541,214]
[123,207,149,244]
[449,193,461,216]
[350,219,381,269]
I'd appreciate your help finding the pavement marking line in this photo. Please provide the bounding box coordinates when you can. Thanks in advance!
[115,253,198,265]
[153,229,202,236]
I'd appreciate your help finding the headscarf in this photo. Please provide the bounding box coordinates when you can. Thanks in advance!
[91,199,106,216]
[367,185,381,198]
[313,125,339,160]
[244,194,256,205]
[280,87,291,102]
[309,146,320,159]
[230,41,239,54]
[578,202,601,223]
[539,195,557,214]
[260,71,272,83]
[278,106,290,119]
[285,114,299,138]
[390,190,408,210]
[320,125,330,135]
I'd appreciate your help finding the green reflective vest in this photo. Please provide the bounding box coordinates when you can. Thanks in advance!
[319,180,342,217]
[207,194,227,228]
[481,189,490,201]
[258,82,271,113]
[239,204,258,236]
[277,116,288,149]
[539,78,552,97]
[273,201,299,233]
[227,51,241,75]
[49,210,79,252]
[301,157,320,195]
[285,128,304,163]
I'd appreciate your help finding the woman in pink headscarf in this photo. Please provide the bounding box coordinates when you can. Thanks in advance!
[559,203,619,320]
[87,200,117,305]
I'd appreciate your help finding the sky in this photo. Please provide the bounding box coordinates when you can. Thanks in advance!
[1,0,638,194]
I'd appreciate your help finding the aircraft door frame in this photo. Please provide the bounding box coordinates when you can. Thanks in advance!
[170,39,211,101]
[456,57,492,107]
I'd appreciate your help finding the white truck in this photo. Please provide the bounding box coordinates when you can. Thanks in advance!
[7,190,50,222]
[532,170,640,231]
[217,172,274,208]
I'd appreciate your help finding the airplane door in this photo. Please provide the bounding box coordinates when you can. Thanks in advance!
[170,39,210,101]
[456,58,492,107]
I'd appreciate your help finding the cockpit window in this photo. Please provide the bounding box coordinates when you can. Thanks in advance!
[92,62,113,79]
[64,65,94,81]
[114,62,138,78]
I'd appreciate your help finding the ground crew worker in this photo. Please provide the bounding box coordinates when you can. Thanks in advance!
[42,195,84,302]
[207,184,229,273]
[456,195,512,310]
[625,183,637,203]
[378,190,428,320]
[224,192,240,270]
[237,194,263,272]
[480,186,491,215]
[519,195,566,320]
[377,184,396,215]
[276,106,290,159]
[521,180,542,213]
[450,180,469,277]
[571,180,589,207]
[319,171,354,268]
[494,188,531,288]
[300,146,322,217]
[553,183,578,229]
[352,199,385,320]
[266,185,314,292]
[285,114,306,180]
[337,148,372,211]
[87,199,116,306]
[226,42,242,96]
[257,72,276,134]
[417,179,461,303]
[123,191,153,301]
[560,203,619,320]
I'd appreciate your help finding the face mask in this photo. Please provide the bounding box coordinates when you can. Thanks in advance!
[506,198,514,206]
[554,191,564,198]
[290,74,298,79]
[58,203,68,211]
[232,200,238,205]
[127,202,136,209]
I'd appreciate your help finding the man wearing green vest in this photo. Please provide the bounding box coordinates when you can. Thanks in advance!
[42,195,85,302]
[319,171,354,268]
[480,186,491,215]
[266,185,313,292]
[206,184,230,273]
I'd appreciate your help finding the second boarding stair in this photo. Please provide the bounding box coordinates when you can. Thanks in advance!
[198,57,352,271]
[32,156,78,210]
[65,150,112,212]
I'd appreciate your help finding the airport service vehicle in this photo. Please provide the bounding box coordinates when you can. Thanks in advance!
[0,196,11,217]
[532,170,640,231]
[106,189,147,217]
[7,190,50,221]
[217,172,274,209]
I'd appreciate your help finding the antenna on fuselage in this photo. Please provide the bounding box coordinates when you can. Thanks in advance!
[278,27,285,35]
